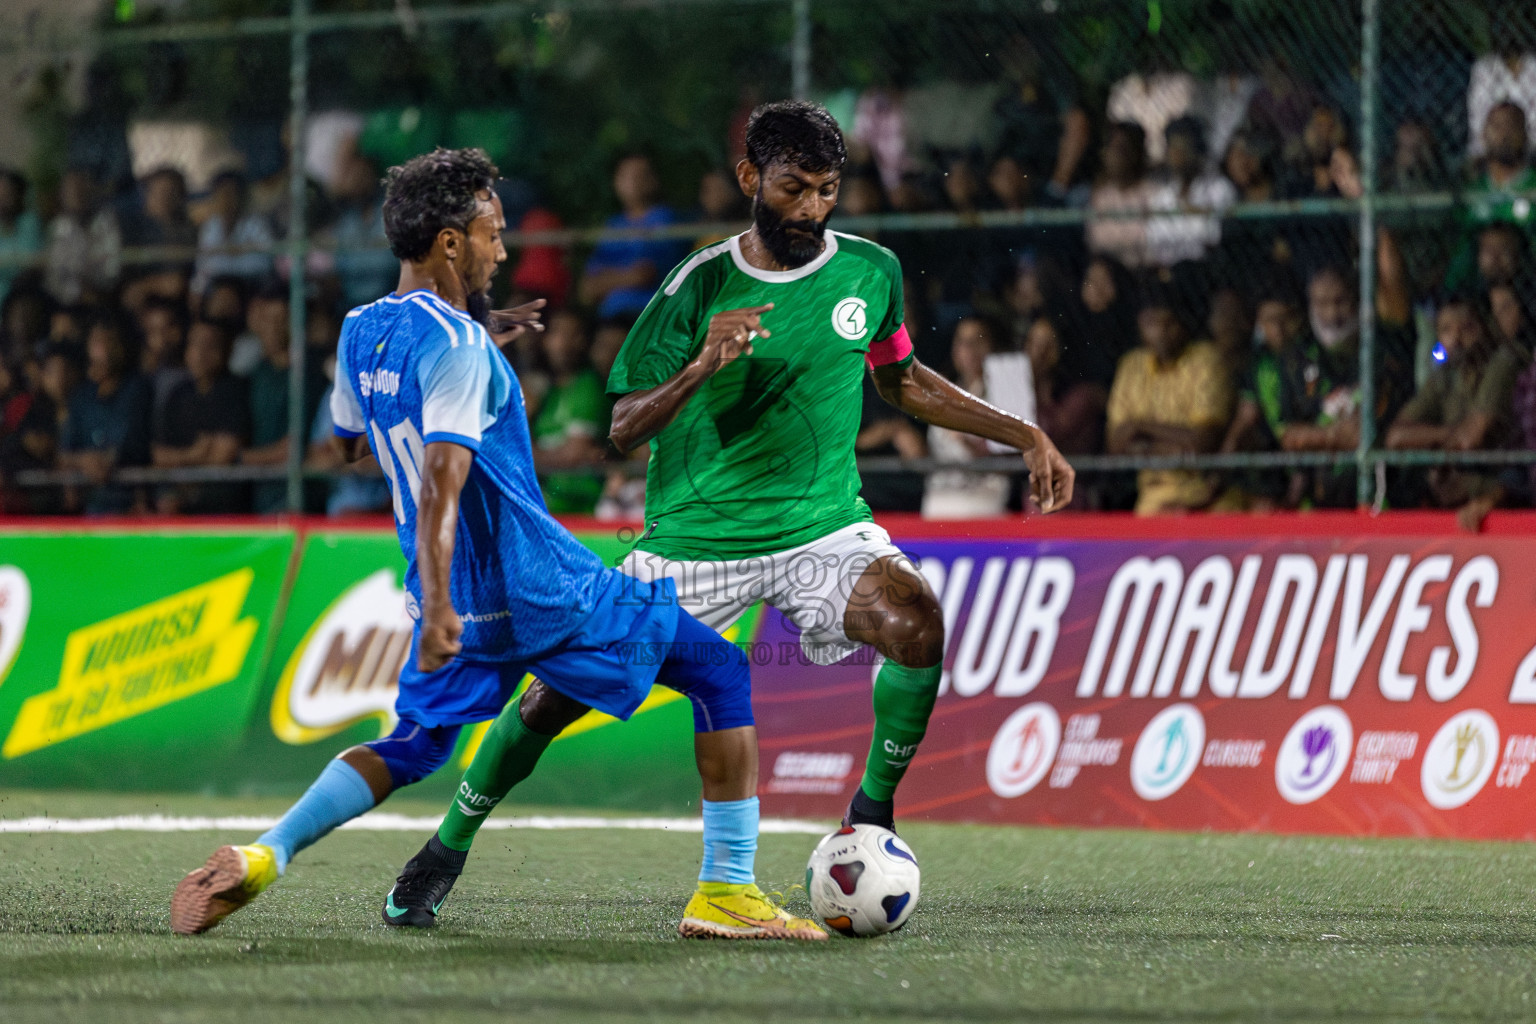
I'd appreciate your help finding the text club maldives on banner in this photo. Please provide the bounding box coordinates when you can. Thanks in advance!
[751,516,1536,840]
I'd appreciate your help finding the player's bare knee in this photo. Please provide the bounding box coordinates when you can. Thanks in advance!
[855,555,929,609]
[338,745,395,802]
[694,746,731,792]
[694,726,756,800]
[518,679,590,736]
[876,598,944,668]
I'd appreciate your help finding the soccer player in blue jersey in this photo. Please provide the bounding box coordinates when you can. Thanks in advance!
[171,148,825,941]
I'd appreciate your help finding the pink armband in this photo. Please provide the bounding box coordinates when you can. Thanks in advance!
[864,324,914,368]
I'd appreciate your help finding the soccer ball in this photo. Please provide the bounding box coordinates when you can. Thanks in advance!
[805,824,920,936]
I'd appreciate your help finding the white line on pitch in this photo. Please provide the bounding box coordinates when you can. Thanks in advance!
[0,813,832,835]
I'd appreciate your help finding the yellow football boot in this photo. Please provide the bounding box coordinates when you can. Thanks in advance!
[170,843,278,935]
[678,882,828,940]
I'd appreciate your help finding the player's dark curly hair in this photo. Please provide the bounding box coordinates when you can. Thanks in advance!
[382,148,499,262]
[745,101,847,174]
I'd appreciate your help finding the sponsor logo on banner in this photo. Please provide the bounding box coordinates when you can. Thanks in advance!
[2,570,258,758]
[270,569,412,744]
[1350,731,1417,784]
[1274,706,1353,804]
[768,751,856,794]
[1130,704,1204,800]
[1496,735,1536,788]
[986,702,1060,798]
[0,566,31,687]
[1203,740,1265,767]
[1049,713,1122,788]
[1421,710,1499,809]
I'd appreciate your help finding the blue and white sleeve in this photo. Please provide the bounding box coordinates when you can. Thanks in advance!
[330,358,366,438]
[420,344,499,450]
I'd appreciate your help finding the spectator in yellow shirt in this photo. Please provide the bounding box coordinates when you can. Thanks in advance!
[1107,286,1235,514]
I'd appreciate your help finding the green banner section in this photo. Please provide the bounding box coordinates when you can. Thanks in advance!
[0,530,295,790]
[0,525,737,812]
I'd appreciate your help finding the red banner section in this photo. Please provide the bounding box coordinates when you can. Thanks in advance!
[751,513,1536,840]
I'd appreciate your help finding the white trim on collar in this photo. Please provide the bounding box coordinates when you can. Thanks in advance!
[728,230,839,283]
[384,289,474,322]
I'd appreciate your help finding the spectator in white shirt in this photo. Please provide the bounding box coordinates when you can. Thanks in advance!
[44,168,120,305]
[852,86,909,196]
[1088,122,1153,269]
[1198,71,1260,168]
[1468,28,1536,158]
[1110,64,1259,169]
[193,171,275,295]
[922,316,1017,519]
[1146,116,1237,268]
[1108,69,1198,166]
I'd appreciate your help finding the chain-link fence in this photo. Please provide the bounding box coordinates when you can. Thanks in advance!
[0,0,1534,520]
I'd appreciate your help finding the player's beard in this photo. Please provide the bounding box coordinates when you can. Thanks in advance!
[455,250,496,327]
[466,287,493,328]
[753,191,830,268]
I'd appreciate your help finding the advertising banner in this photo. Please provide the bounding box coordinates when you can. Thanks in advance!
[8,515,1536,840]
[0,529,294,789]
[751,523,1536,840]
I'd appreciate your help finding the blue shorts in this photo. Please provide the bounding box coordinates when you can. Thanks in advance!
[395,570,680,728]
[373,604,750,788]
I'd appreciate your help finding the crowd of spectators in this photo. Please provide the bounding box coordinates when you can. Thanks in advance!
[0,151,374,516]
[5,33,1536,525]
[847,37,1536,529]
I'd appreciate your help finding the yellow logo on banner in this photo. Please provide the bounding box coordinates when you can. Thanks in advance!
[269,569,411,746]
[1,569,258,759]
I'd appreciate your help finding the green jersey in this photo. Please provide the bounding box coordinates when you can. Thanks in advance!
[606,231,909,560]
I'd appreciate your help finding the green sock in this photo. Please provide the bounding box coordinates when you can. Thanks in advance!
[859,660,942,801]
[437,703,554,852]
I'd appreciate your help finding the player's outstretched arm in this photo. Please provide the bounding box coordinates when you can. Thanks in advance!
[486,298,547,349]
[872,358,1075,513]
[417,441,474,671]
[608,304,773,453]
[332,435,372,463]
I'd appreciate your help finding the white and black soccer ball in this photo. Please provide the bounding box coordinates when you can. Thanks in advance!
[805,824,920,937]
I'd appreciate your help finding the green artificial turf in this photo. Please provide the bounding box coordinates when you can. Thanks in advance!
[3,788,1535,1023]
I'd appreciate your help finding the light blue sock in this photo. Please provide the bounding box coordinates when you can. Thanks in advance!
[255,759,377,874]
[699,796,758,884]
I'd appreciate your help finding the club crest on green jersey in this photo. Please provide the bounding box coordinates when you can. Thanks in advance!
[832,297,868,340]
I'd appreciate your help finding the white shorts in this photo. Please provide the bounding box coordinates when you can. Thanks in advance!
[619,522,910,666]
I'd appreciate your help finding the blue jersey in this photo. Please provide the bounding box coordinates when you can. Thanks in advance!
[332,289,611,661]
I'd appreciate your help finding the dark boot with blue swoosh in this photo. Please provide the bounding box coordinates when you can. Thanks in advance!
[383,835,467,928]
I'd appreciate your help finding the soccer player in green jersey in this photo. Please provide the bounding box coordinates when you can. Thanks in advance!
[445,101,1073,936]
[603,100,1074,831]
